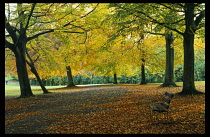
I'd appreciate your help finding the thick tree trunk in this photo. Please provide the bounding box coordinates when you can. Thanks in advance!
[179,33,203,95]
[14,47,33,98]
[66,66,75,87]
[113,73,118,84]
[178,3,203,95]
[161,33,177,87]
[140,59,147,84]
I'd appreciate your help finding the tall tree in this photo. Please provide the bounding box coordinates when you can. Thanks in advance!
[109,3,205,95]
[5,3,36,98]
[5,3,99,98]
[161,32,177,87]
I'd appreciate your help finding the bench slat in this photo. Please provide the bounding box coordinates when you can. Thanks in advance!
[164,92,174,98]
[162,98,170,104]
[150,92,174,113]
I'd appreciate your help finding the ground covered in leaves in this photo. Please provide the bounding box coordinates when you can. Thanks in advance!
[5,83,205,134]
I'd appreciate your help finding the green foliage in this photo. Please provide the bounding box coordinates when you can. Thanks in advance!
[5,3,205,92]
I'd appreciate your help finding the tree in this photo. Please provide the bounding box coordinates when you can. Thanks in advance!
[179,3,205,95]
[25,48,50,93]
[113,73,118,84]
[5,3,99,98]
[66,66,75,87]
[5,3,36,98]
[109,3,205,95]
[161,32,177,87]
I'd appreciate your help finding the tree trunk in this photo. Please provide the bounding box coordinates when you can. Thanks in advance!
[26,50,50,94]
[179,33,202,95]
[113,73,118,84]
[91,74,94,84]
[161,32,177,87]
[140,59,147,84]
[66,66,75,87]
[178,3,203,95]
[30,66,50,94]
[14,47,33,98]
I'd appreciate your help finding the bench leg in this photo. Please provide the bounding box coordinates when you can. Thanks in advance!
[150,111,161,123]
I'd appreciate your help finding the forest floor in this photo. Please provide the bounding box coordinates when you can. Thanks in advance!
[5,83,205,134]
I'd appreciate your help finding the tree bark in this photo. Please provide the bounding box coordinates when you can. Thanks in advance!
[178,3,203,95]
[140,59,147,84]
[66,66,75,87]
[113,73,118,84]
[14,46,33,98]
[30,65,50,94]
[161,32,177,87]
[26,50,50,94]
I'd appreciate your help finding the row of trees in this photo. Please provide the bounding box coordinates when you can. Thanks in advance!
[5,3,205,98]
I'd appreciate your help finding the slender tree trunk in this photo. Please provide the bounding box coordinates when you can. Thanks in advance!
[178,3,203,95]
[66,66,75,87]
[140,59,147,84]
[161,32,177,87]
[30,66,50,94]
[14,47,33,98]
[113,73,118,84]
[139,34,147,85]
[91,74,94,84]
[26,50,50,94]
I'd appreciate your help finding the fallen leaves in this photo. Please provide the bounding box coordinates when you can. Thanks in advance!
[5,84,205,134]
[5,111,42,126]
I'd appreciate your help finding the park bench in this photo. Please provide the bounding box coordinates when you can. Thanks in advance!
[150,92,174,122]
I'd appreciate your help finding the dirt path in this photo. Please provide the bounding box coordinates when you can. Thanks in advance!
[5,85,140,134]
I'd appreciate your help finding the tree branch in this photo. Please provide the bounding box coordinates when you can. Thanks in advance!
[158,3,184,12]
[24,3,36,33]
[14,3,36,47]
[144,31,165,36]
[134,10,184,35]
[194,10,205,30]
[62,31,84,34]
[5,39,15,51]
[27,29,54,41]
[5,14,17,43]
[63,3,99,27]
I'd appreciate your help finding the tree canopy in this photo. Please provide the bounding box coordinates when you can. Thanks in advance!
[5,3,205,97]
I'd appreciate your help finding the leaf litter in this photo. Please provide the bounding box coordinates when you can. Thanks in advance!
[5,84,205,134]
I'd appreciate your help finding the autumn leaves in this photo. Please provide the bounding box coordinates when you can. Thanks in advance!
[5,84,205,134]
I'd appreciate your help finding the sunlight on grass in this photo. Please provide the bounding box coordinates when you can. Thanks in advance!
[5,84,66,96]
[5,81,205,97]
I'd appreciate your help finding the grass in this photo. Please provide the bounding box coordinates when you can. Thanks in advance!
[5,84,66,96]
[5,81,205,97]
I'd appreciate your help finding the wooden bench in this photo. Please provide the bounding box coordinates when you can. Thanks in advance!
[150,92,174,122]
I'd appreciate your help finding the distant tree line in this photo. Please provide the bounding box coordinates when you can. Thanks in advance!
[28,67,205,86]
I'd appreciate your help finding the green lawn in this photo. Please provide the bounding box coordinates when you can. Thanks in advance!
[5,81,205,97]
[5,84,66,97]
